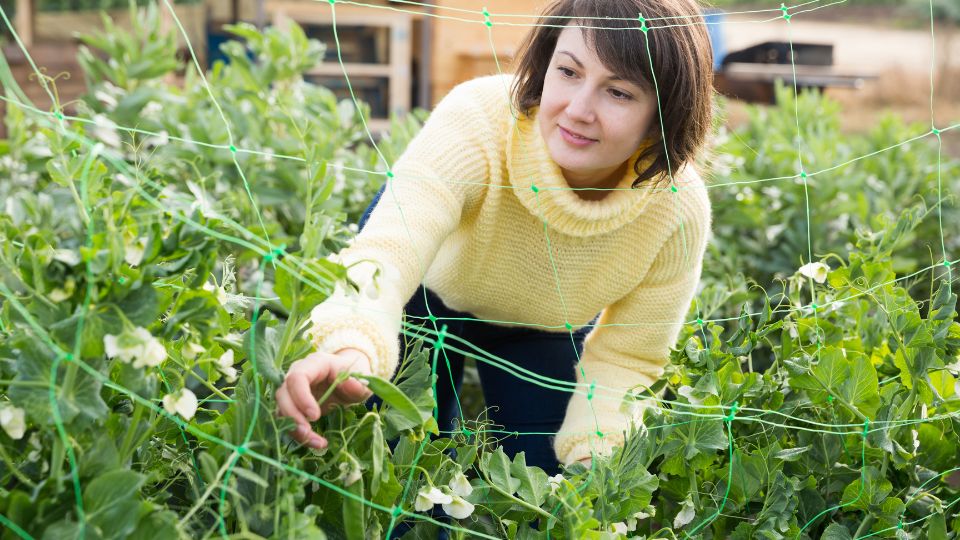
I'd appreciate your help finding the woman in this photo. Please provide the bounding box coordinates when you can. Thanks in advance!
[276,0,713,475]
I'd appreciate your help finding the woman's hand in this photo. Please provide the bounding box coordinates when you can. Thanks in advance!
[275,348,373,449]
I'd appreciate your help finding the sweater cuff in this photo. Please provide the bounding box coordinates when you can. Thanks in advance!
[553,394,654,466]
[305,317,399,382]
[555,430,626,466]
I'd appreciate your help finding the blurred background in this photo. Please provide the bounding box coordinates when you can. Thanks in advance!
[1,0,958,156]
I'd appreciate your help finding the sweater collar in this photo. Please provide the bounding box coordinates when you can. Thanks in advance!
[506,108,659,237]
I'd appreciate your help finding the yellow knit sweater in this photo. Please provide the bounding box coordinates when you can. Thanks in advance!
[306,74,712,466]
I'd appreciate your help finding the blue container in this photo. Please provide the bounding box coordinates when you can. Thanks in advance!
[702,9,727,71]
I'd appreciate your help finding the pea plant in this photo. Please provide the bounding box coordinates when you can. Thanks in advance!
[1,6,959,540]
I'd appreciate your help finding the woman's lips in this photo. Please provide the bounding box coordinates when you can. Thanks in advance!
[559,125,597,147]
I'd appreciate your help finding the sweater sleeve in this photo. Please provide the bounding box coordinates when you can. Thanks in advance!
[553,199,711,466]
[305,83,493,381]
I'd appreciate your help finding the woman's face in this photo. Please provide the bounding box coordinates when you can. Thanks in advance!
[538,25,657,191]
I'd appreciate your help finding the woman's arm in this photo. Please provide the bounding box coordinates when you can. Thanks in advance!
[553,189,712,466]
[304,79,499,382]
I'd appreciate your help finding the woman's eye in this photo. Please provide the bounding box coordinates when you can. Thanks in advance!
[610,89,632,101]
[557,66,575,78]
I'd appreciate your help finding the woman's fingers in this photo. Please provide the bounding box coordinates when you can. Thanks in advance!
[335,377,372,403]
[286,357,332,421]
[275,385,310,442]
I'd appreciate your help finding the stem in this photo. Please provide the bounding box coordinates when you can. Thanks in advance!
[0,442,37,489]
[119,402,146,460]
[853,514,876,538]
[0,380,54,388]
[179,456,235,526]
[67,178,91,226]
[190,374,232,401]
[689,468,702,508]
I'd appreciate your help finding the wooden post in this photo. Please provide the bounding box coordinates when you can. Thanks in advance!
[15,0,34,47]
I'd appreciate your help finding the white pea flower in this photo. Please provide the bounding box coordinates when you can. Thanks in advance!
[182,342,206,361]
[448,471,473,497]
[337,99,355,127]
[104,326,166,369]
[911,429,920,453]
[442,495,475,520]
[49,277,76,302]
[0,405,26,440]
[216,350,238,383]
[610,522,629,535]
[162,389,198,421]
[140,338,167,368]
[91,114,121,148]
[144,130,169,148]
[414,486,452,512]
[52,249,81,266]
[141,101,163,120]
[673,498,696,528]
[124,236,146,267]
[547,473,565,492]
[338,462,362,487]
[797,261,830,284]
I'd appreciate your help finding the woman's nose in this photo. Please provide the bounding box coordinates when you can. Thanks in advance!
[564,88,596,124]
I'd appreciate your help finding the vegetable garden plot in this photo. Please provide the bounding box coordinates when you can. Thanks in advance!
[0,1,959,539]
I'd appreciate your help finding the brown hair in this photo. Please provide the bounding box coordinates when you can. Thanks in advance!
[510,0,714,187]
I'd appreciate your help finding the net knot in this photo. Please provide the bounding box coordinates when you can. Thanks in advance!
[435,324,448,349]
[724,401,739,422]
[228,144,237,154]
[391,505,403,517]
[263,244,286,263]
[530,183,539,193]
[385,170,394,179]
[587,381,596,401]
[862,419,870,437]
[482,7,492,27]
[638,12,648,33]
[236,445,248,456]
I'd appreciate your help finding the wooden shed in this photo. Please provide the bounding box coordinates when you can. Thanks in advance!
[3,0,547,131]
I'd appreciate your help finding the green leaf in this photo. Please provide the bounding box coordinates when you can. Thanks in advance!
[9,337,109,427]
[840,466,891,512]
[83,469,145,539]
[682,415,729,460]
[510,452,550,507]
[274,258,333,313]
[163,289,229,340]
[243,313,284,385]
[927,512,947,539]
[821,522,852,540]
[362,374,423,435]
[773,446,811,462]
[128,510,180,540]
[484,447,521,496]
